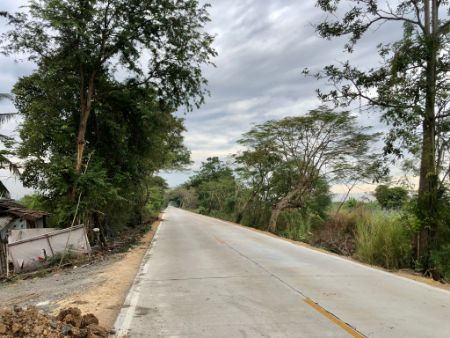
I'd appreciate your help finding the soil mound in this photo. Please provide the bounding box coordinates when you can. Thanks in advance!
[0,306,109,337]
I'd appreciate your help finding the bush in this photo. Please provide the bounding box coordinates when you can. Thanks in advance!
[312,210,357,255]
[430,245,450,282]
[345,197,360,209]
[375,185,409,209]
[198,206,209,215]
[355,211,412,269]
[278,210,321,242]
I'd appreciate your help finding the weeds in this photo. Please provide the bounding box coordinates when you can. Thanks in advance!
[355,211,412,270]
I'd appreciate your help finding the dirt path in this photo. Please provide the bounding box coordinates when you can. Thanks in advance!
[0,219,160,331]
[56,220,159,329]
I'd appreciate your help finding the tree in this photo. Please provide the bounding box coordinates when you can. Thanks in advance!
[0,93,19,197]
[188,157,236,215]
[234,140,281,223]
[2,0,216,179]
[13,69,190,230]
[166,186,198,209]
[238,107,382,232]
[375,185,409,209]
[309,0,450,262]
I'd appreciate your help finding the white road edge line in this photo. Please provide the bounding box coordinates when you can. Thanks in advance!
[112,217,163,337]
[187,209,450,296]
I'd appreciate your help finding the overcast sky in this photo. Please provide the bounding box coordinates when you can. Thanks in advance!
[0,0,404,197]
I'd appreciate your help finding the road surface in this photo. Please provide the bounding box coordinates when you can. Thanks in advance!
[114,207,450,337]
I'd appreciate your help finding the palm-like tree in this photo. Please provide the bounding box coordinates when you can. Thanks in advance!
[0,93,19,198]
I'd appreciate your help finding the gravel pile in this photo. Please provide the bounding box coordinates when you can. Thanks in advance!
[0,306,110,337]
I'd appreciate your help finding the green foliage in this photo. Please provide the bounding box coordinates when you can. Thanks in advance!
[198,206,209,215]
[165,186,198,209]
[1,0,215,236]
[310,1,450,267]
[13,67,189,231]
[19,194,46,210]
[45,250,78,267]
[430,245,450,282]
[345,198,359,210]
[375,185,409,209]
[186,157,237,216]
[145,176,169,220]
[355,211,412,270]
[237,106,383,231]
[2,0,216,111]
[279,210,322,242]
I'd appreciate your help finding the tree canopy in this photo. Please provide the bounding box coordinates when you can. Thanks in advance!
[0,0,216,233]
[308,0,450,265]
[237,107,382,231]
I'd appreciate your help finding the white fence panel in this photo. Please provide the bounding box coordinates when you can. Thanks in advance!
[9,228,57,244]
[7,224,90,273]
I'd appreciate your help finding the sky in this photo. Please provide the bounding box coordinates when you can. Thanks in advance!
[0,0,405,198]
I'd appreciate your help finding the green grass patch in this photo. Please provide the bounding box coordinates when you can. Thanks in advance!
[355,210,412,270]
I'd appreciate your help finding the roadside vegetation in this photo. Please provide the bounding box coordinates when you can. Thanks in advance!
[168,157,449,281]
[166,111,450,282]
[167,0,450,282]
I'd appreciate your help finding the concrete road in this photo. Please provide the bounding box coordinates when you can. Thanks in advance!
[114,207,450,337]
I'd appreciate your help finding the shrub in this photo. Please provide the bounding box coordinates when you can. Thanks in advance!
[375,185,409,209]
[312,210,357,255]
[355,211,412,269]
[278,210,321,242]
[198,206,209,215]
[430,244,450,282]
[345,197,360,209]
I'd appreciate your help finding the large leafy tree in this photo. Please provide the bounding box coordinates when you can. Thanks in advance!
[13,67,190,229]
[309,0,450,262]
[2,0,216,177]
[237,107,382,232]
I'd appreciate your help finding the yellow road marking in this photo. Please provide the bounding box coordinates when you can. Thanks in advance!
[304,298,365,338]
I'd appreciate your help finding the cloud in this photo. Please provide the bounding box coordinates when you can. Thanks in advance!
[161,0,404,186]
[0,0,405,192]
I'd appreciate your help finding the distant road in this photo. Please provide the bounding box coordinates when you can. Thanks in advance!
[115,207,450,337]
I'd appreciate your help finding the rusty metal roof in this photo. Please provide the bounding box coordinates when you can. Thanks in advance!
[0,199,49,222]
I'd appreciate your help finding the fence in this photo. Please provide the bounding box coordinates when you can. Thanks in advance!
[6,224,91,273]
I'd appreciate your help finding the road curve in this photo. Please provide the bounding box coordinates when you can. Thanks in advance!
[114,207,450,338]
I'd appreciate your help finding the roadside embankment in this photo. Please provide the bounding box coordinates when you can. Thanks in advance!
[0,217,161,332]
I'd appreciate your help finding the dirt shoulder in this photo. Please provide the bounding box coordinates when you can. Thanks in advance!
[0,218,160,331]
[55,219,160,329]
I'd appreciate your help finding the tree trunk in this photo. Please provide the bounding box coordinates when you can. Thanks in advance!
[417,0,438,265]
[268,188,303,232]
[75,71,95,174]
[268,204,284,233]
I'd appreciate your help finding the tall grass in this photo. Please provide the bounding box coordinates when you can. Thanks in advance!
[355,210,412,269]
[278,210,322,242]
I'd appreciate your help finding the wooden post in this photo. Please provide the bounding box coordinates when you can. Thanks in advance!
[6,242,9,278]
[45,235,54,256]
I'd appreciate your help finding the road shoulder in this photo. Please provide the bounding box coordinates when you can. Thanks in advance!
[55,218,161,330]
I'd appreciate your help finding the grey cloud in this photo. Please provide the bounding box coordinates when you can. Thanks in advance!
[0,0,405,190]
